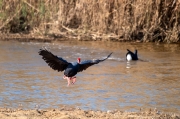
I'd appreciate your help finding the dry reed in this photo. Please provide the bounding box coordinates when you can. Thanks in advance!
[0,0,179,43]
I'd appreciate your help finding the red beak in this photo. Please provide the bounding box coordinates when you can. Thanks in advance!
[77,58,81,63]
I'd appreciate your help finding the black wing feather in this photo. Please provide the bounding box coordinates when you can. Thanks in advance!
[78,52,113,72]
[39,48,69,72]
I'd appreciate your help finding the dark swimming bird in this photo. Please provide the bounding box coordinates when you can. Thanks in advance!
[126,49,138,61]
[39,48,112,86]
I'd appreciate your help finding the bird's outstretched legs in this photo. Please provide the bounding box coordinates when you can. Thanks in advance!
[63,75,76,86]
[70,76,76,84]
[63,76,70,86]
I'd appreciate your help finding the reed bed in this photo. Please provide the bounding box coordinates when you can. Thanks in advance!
[0,0,179,43]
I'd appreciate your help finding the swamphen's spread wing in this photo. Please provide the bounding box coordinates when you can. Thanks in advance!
[78,52,112,72]
[39,48,69,72]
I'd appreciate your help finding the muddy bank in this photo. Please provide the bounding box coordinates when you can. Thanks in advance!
[0,107,179,119]
[0,32,139,43]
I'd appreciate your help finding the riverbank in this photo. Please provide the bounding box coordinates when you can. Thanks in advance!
[0,31,129,43]
[0,107,179,119]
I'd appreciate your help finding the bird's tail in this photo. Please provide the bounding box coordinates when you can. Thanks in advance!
[127,49,134,54]
[127,49,131,52]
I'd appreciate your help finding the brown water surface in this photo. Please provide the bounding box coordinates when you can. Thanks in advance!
[0,41,180,113]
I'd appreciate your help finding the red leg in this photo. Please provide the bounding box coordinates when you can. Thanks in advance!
[63,75,76,86]
[70,76,76,84]
[63,75,70,86]
[66,77,71,87]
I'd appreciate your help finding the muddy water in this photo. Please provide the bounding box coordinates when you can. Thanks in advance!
[0,41,180,113]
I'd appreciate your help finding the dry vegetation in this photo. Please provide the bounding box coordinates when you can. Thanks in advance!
[0,0,180,43]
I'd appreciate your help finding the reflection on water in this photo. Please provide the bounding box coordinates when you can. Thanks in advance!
[0,41,180,113]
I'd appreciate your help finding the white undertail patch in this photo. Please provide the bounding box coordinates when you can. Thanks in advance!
[126,54,132,61]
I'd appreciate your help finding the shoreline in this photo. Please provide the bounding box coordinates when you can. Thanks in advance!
[0,33,143,43]
[0,107,179,119]
[1,33,180,44]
